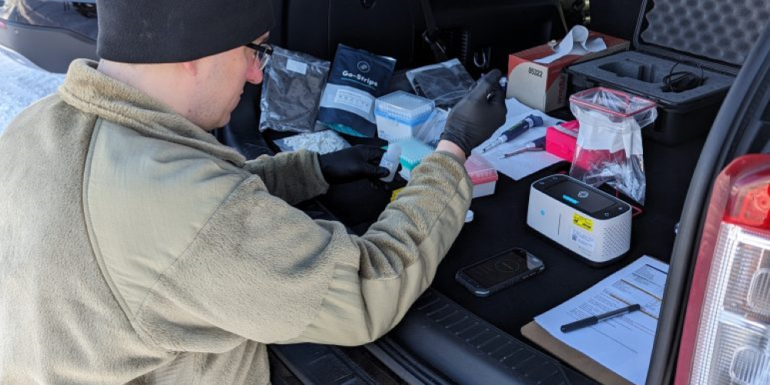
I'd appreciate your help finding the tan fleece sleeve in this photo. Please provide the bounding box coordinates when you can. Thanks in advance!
[133,152,471,350]
[284,152,472,345]
[243,149,329,205]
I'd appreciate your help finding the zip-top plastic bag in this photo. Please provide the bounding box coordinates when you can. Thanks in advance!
[273,129,350,154]
[569,87,657,205]
[413,107,448,148]
[259,46,331,133]
[406,59,474,108]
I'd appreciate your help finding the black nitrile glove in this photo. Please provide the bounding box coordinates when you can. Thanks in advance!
[318,145,391,185]
[440,69,508,156]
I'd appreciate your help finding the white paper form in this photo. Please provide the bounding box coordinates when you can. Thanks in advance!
[535,256,669,385]
[471,97,563,180]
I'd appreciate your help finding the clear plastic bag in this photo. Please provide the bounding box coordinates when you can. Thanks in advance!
[259,46,330,133]
[413,107,448,148]
[273,130,351,155]
[406,59,474,108]
[568,87,657,204]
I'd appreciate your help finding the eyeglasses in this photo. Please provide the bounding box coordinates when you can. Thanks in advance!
[245,43,273,71]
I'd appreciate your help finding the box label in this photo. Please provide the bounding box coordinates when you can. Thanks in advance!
[571,228,595,253]
[286,59,308,75]
[528,67,544,78]
[333,88,373,115]
[573,213,593,232]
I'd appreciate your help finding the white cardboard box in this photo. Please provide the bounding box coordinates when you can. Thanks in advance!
[506,32,629,112]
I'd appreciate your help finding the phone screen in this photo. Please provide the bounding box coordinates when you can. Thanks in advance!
[464,249,531,288]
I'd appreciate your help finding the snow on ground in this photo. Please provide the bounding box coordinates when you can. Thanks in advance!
[0,46,65,136]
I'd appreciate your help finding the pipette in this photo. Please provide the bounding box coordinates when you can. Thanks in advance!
[480,114,543,153]
[499,136,546,159]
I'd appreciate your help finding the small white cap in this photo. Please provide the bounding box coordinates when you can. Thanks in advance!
[465,209,474,223]
[385,143,402,158]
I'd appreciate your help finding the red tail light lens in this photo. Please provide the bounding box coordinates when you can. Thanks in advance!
[676,154,770,385]
[726,179,770,229]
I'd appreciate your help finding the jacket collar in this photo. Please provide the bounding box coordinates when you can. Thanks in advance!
[59,59,246,167]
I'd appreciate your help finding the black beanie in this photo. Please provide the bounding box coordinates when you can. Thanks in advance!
[96,0,275,63]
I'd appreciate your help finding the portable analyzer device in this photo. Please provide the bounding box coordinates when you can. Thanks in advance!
[527,174,632,265]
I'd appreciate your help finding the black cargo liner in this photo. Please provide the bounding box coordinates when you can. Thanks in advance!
[387,289,596,385]
[255,64,708,385]
[294,131,705,383]
[566,0,769,145]
[237,1,726,382]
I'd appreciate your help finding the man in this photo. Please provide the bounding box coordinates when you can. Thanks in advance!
[0,0,506,384]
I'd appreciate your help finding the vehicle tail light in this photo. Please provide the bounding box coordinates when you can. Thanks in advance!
[676,154,770,385]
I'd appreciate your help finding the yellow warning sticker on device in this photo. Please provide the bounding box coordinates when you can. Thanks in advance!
[573,214,593,232]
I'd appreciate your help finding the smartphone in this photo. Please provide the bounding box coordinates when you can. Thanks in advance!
[455,247,545,297]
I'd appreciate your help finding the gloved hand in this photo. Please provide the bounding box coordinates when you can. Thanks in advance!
[318,145,390,184]
[440,69,507,156]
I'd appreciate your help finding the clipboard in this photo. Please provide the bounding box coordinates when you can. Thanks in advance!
[522,321,633,385]
[521,256,667,385]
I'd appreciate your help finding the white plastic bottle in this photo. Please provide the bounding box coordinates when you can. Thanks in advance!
[379,144,401,183]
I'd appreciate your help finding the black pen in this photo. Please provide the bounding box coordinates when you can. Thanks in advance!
[560,304,642,333]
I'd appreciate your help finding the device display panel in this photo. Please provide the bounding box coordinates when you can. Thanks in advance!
[544,179,615,214]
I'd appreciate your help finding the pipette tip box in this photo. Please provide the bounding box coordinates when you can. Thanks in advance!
[465,155,498,198]
[375,91,435,142]
[390,137,434,181]
[545,120,579,162]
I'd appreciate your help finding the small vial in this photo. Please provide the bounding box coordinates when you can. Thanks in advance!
[498,76,508,93]
[379,144,401,183]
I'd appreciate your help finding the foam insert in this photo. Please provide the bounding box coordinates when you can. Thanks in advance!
[640,0,769,66]
[568,51,734,105]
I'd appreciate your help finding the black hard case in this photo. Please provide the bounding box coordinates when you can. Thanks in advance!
[566,0,768,145]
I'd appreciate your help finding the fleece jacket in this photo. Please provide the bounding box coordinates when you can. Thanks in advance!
[0,59,473,385]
